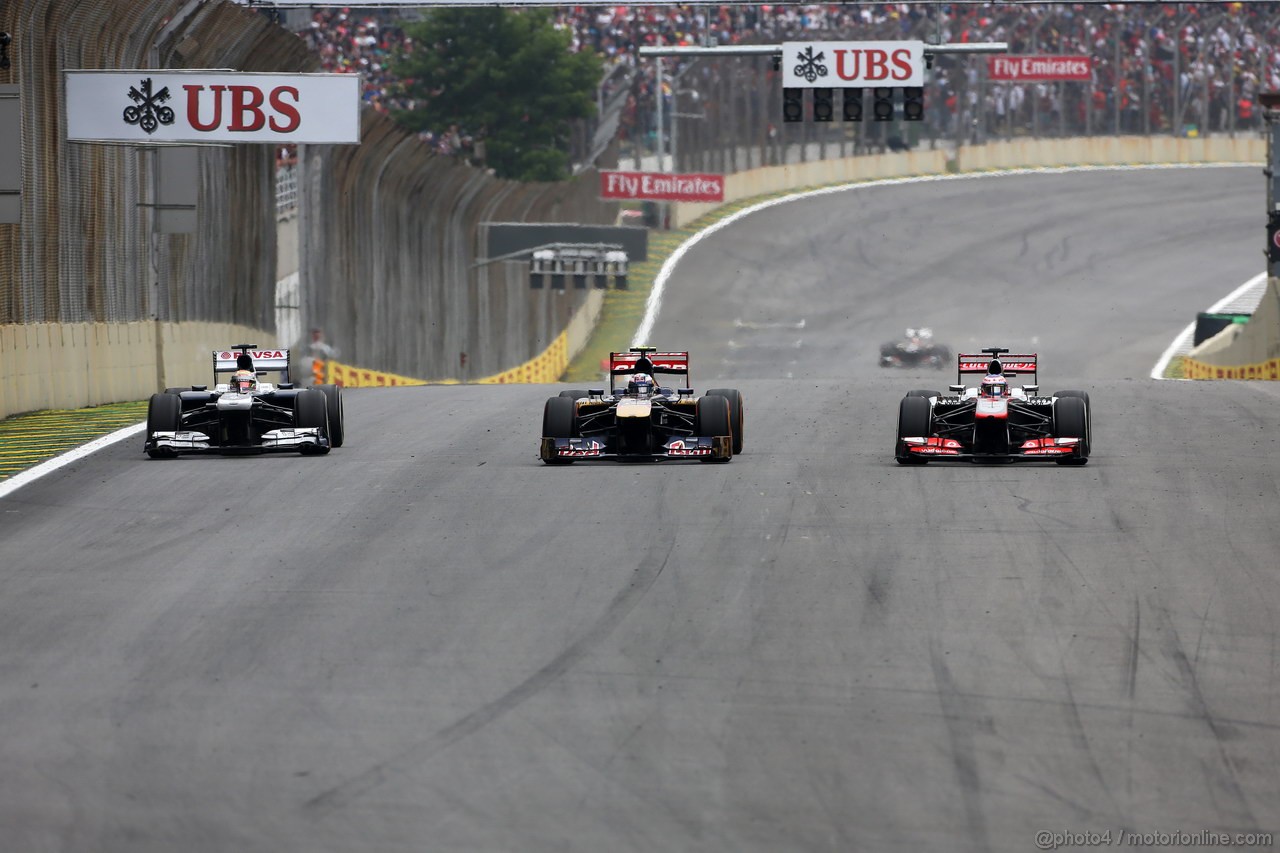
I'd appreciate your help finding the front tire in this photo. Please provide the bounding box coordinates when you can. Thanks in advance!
[705,388,744,454]
[316,384,345,448]
[1053,395,1089,465]
[145,393,182,458]
[1054,390,1090,456]
[896,395,932,465]
[294,389,331,454]
[542,396,576,464]
[558,389,589,401]
[695,394,732,462]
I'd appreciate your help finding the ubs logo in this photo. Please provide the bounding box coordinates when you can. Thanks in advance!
[123,78,175,135]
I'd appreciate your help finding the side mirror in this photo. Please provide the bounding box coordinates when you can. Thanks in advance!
[948,384,964,393]
[1023,384,1039,394]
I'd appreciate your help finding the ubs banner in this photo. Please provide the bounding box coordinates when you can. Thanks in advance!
[65,71,361,144]
[782,41,924,88]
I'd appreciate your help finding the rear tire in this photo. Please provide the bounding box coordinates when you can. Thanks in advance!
[695,395,732,462]
[896,395,932,465]
[294,389,331,454]
[145,393,182,458]
[316,384,345,447]
[705,388,744,454]
[1053,395,1089,465]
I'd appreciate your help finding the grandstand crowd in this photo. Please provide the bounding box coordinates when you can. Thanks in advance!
[282,4,1280,166]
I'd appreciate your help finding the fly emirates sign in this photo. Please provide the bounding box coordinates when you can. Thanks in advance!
[782,41,924,88]
[65,72,361,144]
[601,171,724,203]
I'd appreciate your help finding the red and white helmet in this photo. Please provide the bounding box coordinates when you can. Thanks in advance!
[980,374,1007,397]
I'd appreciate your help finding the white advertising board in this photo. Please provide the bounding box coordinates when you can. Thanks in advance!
[782,41,925,88]
[65,71,361,144]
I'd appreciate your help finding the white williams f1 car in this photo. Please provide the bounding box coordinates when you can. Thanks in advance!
[894,347,1091,465]
[540,347,743,463]
[144,344,345,458]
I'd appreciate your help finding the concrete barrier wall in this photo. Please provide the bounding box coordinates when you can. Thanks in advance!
[1,321,276,418]
[1184,277,1280,378]
[672,136,1265,229]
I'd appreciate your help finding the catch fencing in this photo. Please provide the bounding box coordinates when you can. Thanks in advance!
[0,0,315,330]
[297,112,616,382]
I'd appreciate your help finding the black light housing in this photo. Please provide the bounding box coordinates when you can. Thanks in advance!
[842,89,863,121]
[903,87,924,121]
[873,87,894,121]
[813,88,834,122]
[783,88,804,123]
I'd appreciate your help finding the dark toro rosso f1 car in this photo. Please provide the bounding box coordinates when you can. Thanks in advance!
[144,344,345,458]
[540,347,744,463]
[894,348,1091,465]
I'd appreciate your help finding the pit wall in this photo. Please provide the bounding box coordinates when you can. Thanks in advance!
[670,136,1264,228]
[1,322,275,418]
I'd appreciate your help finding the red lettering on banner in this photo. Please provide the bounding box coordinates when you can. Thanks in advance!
[834,50,861,81]
[182,84,304,133]
[184,85,226,131]
[228,86,266,131]
[269,87,301,132]
[865,49,890,81]
[891,49,913,80]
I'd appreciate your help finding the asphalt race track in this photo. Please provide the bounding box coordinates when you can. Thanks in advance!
[2,168,1278,852]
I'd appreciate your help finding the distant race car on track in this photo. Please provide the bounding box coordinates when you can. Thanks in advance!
[879,327,951,369]
[894,347,1091,465]
[144,344,345,458]
[540,347,743,463]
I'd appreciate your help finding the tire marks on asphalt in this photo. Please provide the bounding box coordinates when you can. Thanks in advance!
[304,534,679,818]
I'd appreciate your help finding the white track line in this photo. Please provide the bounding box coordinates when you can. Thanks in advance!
[0,423,146,500]
[633,162,1258,347]
[1149,272,1268,380]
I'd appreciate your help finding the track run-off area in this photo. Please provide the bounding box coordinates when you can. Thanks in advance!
[2,167,1278,852]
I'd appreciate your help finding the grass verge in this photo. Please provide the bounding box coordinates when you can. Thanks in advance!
[0,401,148,480]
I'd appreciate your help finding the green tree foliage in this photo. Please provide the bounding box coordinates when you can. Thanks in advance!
[392,8,601,182]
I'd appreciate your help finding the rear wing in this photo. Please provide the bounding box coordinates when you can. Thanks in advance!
[957,352,1037,383]
[212,346,292,380]
[608,349,691,389]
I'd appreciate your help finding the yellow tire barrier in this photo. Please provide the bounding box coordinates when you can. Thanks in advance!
[1182,356,1280,380]
[316,330,569,387]
[475,332,568,385]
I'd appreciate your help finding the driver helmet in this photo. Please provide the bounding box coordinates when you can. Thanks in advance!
[627,372,655,396]
[230,369,257,394]
[980,374,1007,397]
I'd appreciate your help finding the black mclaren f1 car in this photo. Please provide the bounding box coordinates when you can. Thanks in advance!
[540,347,744,463]
[144,344,345,458]
[894,347,1091,465]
